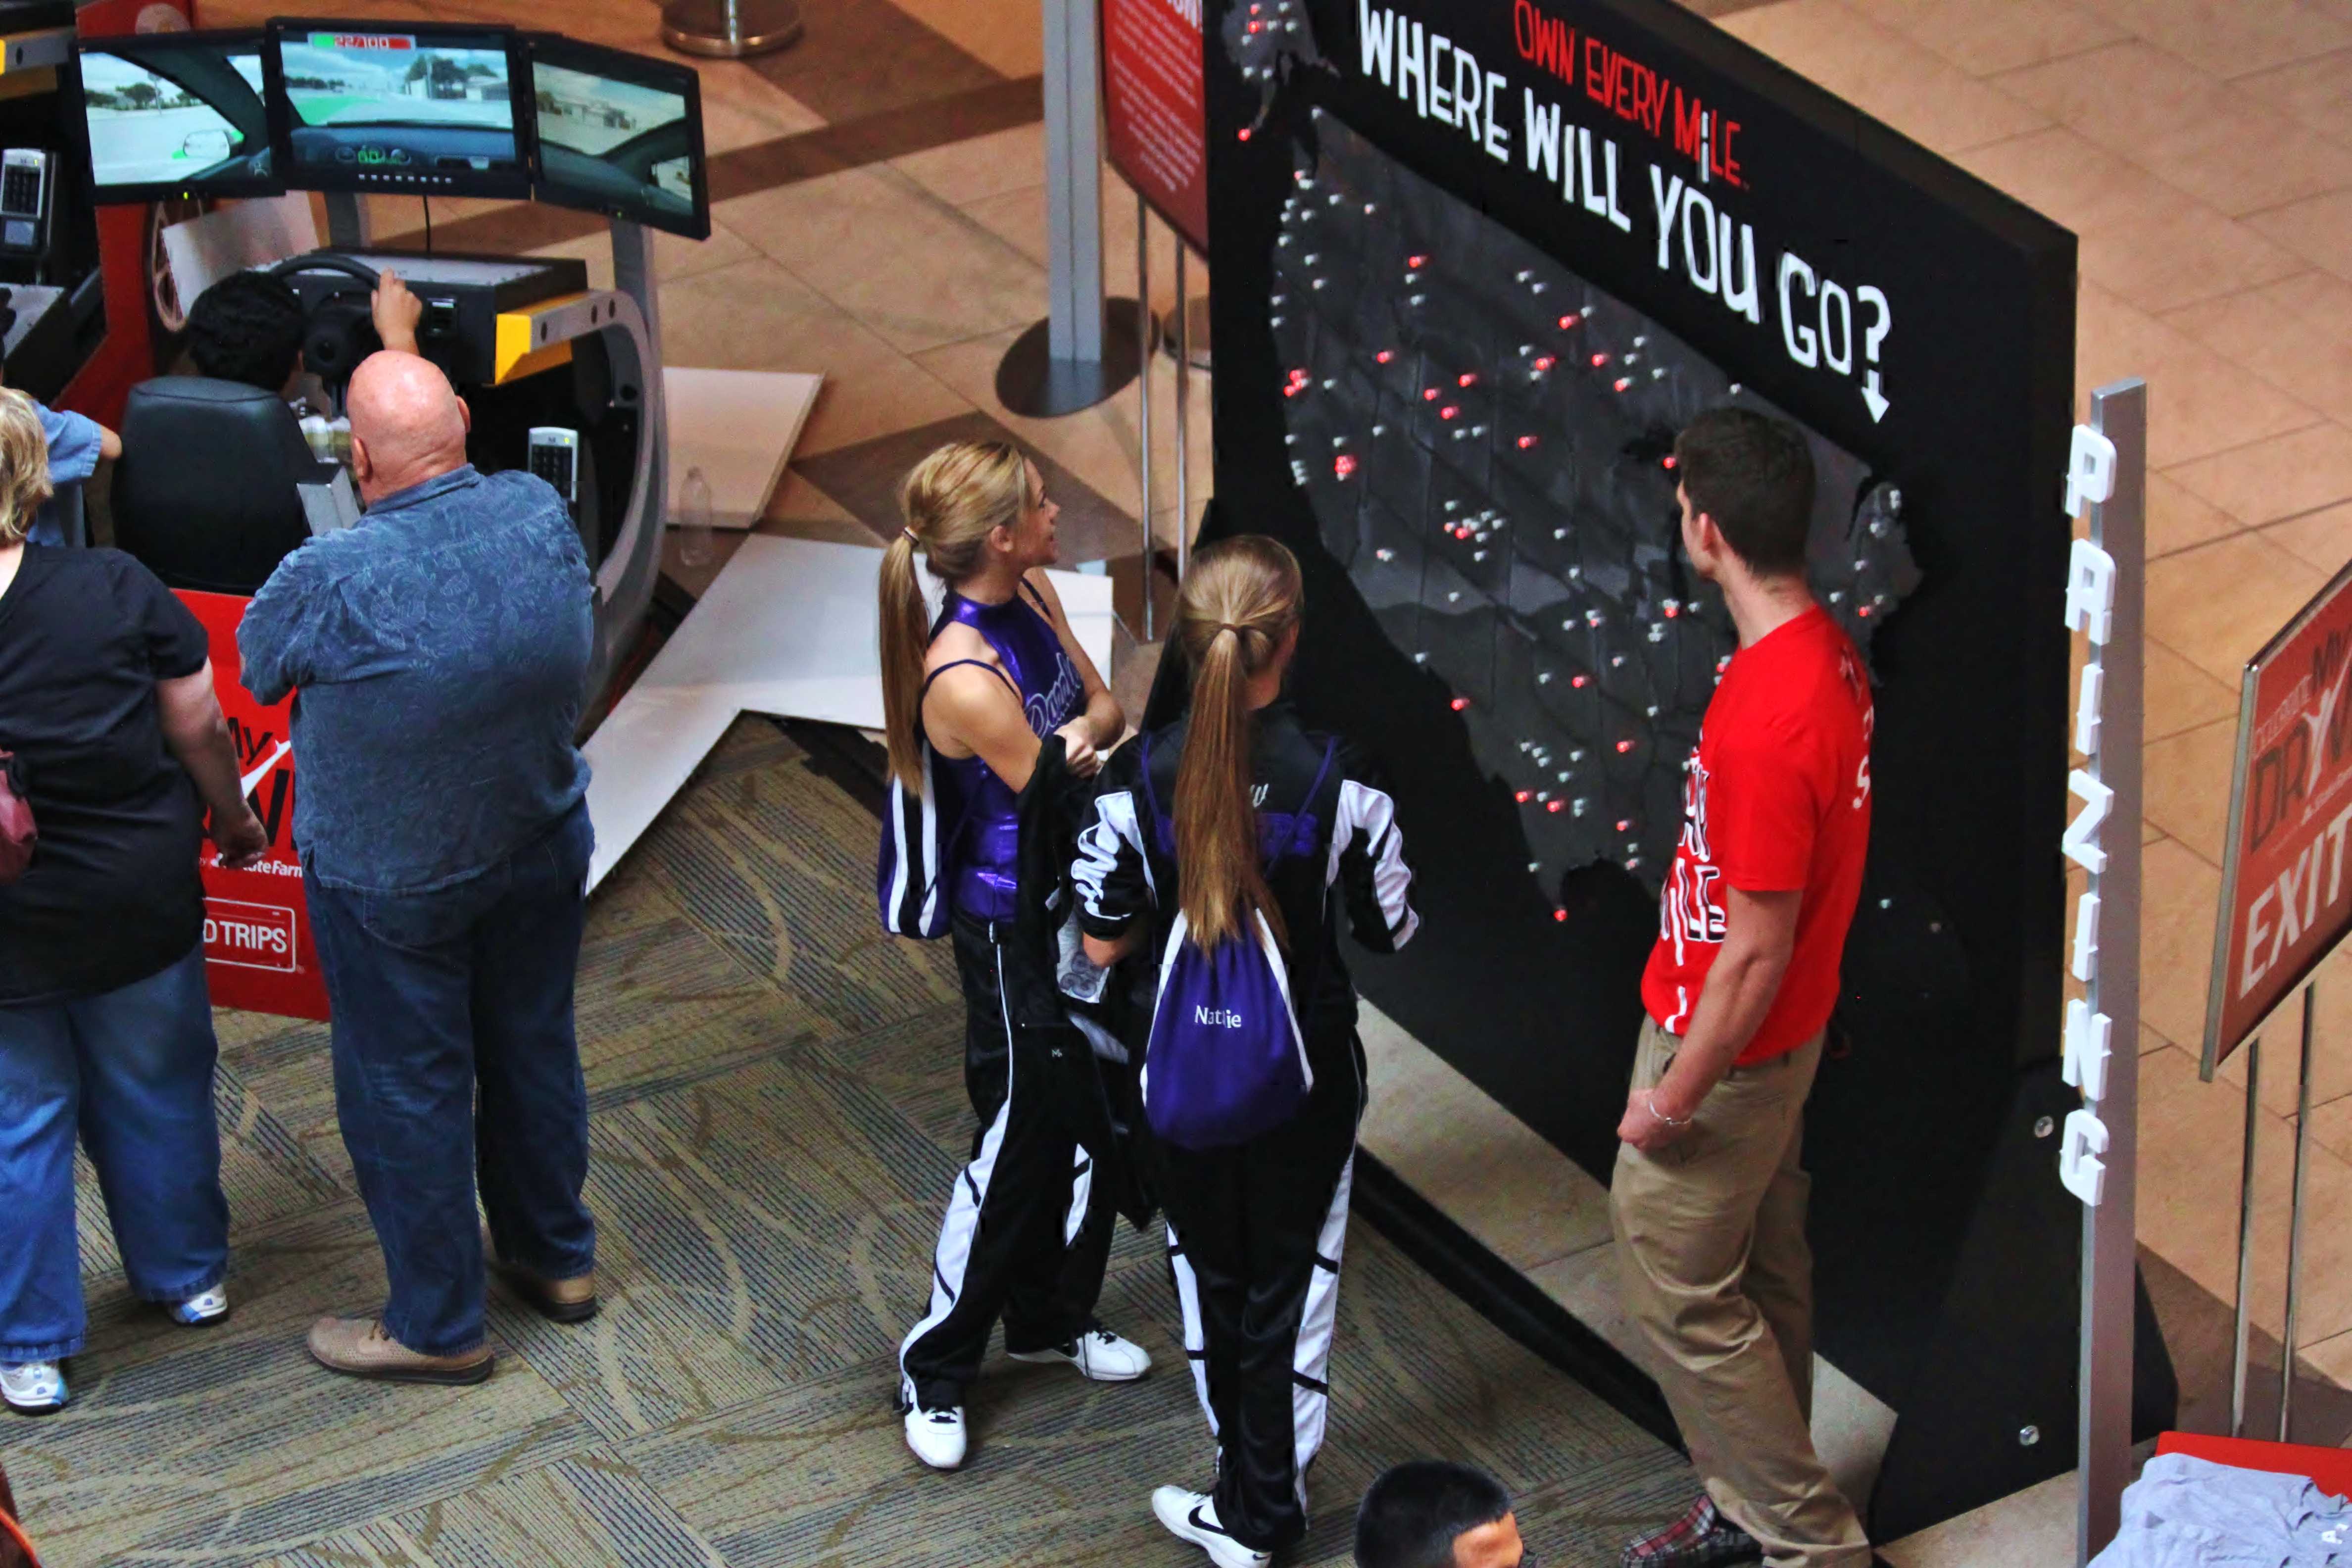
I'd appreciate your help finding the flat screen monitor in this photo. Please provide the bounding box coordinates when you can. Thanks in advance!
[527,37,708,240]
[265,19,529,197]
[77,30,281,202]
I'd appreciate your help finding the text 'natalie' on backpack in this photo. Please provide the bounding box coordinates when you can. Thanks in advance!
[1136,733,1337,1150]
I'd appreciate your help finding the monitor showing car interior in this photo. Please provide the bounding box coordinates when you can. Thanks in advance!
[79,31,281,202]
[267,20,527,197]
[527,38,706,240]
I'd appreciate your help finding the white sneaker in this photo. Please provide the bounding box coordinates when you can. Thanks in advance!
[0,1360,66,1415]
[168,1285,230,1326]
[1151,1486,1272,1568]
[1009,1323,1153,1382]
[903,1402,967,1470]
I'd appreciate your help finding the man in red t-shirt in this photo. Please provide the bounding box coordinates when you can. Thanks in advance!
[1612,409,1874,1568]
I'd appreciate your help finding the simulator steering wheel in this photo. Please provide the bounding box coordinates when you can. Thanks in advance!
[269,254,385,389]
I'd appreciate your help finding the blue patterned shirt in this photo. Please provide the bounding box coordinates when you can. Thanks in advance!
[238,464,593,893]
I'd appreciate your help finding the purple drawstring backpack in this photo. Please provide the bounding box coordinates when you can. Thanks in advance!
[1136,733,1337,1149]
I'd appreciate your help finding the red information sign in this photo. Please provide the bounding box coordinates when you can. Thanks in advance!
[179,590,331,1021]
[1104,0,1209,254]
[2205,559,2352,1074]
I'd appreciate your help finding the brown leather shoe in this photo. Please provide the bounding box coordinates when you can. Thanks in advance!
[483,1228,598,1323]
[306,1316,493,1385]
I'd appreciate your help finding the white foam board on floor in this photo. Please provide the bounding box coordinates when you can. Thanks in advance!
[664,368,824,530]
[584,535,1116,892]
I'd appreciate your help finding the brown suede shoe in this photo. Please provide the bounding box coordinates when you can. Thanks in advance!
[306,1316,493,1385]
[483,1229,598,1324]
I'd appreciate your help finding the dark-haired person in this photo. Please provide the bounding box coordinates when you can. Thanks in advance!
[1612,408,1873,1568]
[1356,1462,1525,1568]
[879,440,1144,1471]
[1075,536,1419,1568]
[182,268,421,398]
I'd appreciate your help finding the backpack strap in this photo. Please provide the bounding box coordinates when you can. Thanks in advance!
[1281,737,1340,860]
[1136,731,1176,857]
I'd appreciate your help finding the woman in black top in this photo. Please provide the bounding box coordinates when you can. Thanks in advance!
[1074,536,1420,1567]
[0,388,266,1413]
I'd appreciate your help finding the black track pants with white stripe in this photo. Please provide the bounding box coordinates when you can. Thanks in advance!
[899,914,1116,1412]
[1156,1046,1364,1554]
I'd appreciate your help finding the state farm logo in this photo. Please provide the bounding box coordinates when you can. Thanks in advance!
[205,900,297,973]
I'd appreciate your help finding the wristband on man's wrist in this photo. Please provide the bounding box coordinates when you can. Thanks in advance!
[1644,1091,1692,1129]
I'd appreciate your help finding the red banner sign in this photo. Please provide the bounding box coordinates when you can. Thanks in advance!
[179,590,331,1021]
[1104,0,1208,253]
[2205,560,2352,1073]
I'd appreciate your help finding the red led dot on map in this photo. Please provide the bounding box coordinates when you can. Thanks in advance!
[1616,739,1636,753]
[1546,799,1565,813]
[1590,352,1610,367]
[1333,454,1358,479]
[1450,696,1470,711]
[1459,372,1477,387]
[1518,435,1538,449]
[1515,789,1531,804]
[1533,356,1556,371]
[1559,314,1581,329]
[1376,350,1395,363]
[1554,907,1568,922]
[1439,405,1460,420]
[1423,388,1440,401]
[1614,378,1633,392]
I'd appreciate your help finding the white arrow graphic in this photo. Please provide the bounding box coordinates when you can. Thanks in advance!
[239,738,289,799]
[1862,370,1890,423]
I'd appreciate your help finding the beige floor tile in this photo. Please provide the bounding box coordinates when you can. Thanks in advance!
[2076,283,2322,468]
[1356,1005,1613,1274]
[691,61,827,143]
[2307,1326,2352,1385]
[2146,635,2244,741]
[891,124,1048,206]
[2146,470,2243,558]
[716,166,1047,355]
[1717,0,2050,155]
[789,356,978,458]
[2070,0,2352,77]
[2144,531,2330,682]
[2163,273,2352,429]
[2082,208,2307,315]
[2315,1092,2352,1166]
[1525,1244,1644,1372]
[961,169,1215,324]
[1997,42,2352,217]
[2262,500,2352,574]
[2249,189,2352,289]
[655,256,905,378]
[1840,0,2126,75]
[886,0,1043,78]
[1957,126,2170,234]
[2141,836,2226,1046]
[1879,1467,2079,1568]
[529,219,760,294]
[2232,49,2352,148]
[2167,423,2352,528]
[2139,1041,2352,1345]
[754,470,872,547]
[2143,716,2238,865]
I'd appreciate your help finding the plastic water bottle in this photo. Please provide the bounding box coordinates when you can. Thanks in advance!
[679,465,715,567]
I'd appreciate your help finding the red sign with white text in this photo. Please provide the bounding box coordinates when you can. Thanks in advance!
[179,590,331,1021]
[1104,0,1209,253]
[2206,560,2352,1072]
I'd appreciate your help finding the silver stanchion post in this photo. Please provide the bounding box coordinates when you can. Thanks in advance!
[2281,982,2316,1439]
[1136,195,1154,641]
[2231,1036,2261,1438]
[661,0,804,58]
[1173,237,1191,585]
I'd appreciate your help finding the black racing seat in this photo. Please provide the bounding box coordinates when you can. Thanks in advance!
[112,377,336,596]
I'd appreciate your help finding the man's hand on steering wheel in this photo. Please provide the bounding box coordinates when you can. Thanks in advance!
[372,268,423,356]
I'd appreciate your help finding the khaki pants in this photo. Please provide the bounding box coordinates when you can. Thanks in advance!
[1610,1018,1871,1568]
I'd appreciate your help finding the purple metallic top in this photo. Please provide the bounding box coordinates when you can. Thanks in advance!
[925,583,1083,923]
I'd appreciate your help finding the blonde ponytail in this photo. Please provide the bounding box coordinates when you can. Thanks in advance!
[879,440,1031,791]
[1172,536,1304,948]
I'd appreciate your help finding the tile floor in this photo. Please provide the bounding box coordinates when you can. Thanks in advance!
[189,0,2352,1545]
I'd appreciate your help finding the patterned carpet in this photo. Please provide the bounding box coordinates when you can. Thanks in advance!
[24,718,1689,1566]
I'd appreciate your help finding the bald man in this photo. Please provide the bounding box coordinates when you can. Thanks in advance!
[240,350,598,1386]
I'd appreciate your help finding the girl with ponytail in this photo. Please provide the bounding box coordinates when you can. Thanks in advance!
[881,441,1147,1473]
[1073,535,1422,1568]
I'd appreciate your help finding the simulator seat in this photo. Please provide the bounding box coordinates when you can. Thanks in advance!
[113,377,336,596]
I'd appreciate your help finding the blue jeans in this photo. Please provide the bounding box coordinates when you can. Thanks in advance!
[305,802,596,1357]
[0,945,230,1361]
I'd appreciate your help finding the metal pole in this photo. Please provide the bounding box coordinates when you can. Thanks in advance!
[1044,0,1104,365]
[1137,195,1154,641]
[2231,1036,2261,1439]
[2078,378,2145,1566]
[2282,983,2317,1440]
[1174,238,1192,586]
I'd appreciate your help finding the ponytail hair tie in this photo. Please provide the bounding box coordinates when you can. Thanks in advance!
[901,527,922,547]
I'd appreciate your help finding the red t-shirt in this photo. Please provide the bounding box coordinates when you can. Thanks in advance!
[1641,606,1874,1065]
